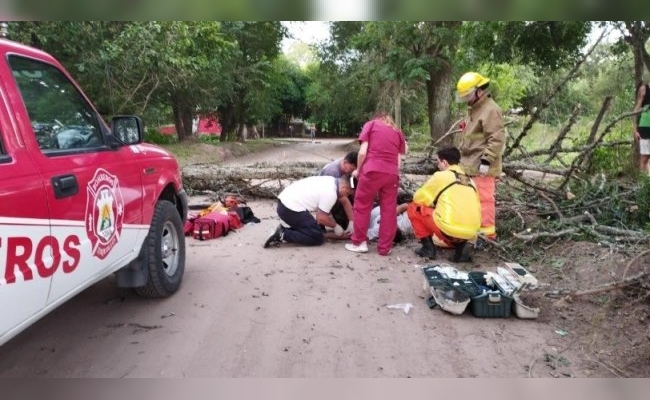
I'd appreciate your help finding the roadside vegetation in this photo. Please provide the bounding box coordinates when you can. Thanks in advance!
[8,21,649,234]
[5,20,649,376]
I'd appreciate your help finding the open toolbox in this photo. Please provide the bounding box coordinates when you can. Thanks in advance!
[421,263,540,319]
[468,271,513,318]
[421,265,480,315]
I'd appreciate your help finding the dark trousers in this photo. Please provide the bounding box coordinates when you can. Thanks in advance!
[277,201,324,246]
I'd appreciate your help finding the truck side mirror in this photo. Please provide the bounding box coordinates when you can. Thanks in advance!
[111,116,144,145]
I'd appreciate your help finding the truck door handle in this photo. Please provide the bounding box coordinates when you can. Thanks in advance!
[51,174,79,199]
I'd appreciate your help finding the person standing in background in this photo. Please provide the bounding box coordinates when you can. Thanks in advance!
[345,111,406,256]
[633,81,650,174]
[455,71,505,240]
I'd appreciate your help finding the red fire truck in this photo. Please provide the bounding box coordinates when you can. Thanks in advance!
[0,38,188,346]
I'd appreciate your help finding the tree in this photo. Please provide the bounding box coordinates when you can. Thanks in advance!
[102,22,236,141]
[9,21,237,142]
[330,21,462,141]
[262,57,310,135]
[609,21,650,169]
[8,21,126,114]
[462,21,592,71]
[217,21,287,141]
[615,21,650,87]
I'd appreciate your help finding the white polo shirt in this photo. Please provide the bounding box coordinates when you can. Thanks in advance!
[278,176,338,213]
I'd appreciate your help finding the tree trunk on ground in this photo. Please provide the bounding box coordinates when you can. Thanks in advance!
[182,162,425,199]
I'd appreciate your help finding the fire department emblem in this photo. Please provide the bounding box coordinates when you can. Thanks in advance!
[85,168,124,260]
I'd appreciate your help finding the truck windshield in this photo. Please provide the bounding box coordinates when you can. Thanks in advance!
[8,55,103,152]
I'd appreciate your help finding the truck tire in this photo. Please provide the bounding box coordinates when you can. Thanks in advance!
[134,200,185,298]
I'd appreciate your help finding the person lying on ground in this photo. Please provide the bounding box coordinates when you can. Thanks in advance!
[367,203,413,244]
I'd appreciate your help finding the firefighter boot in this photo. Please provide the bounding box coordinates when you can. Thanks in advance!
[449,240,473,263]
[415,237,437,259]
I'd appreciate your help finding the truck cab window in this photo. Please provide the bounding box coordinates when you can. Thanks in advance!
[0,135,7,162]
[8,55,103,152]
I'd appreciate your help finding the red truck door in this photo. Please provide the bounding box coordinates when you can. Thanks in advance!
[4,53,145,305]
[0,89,54,340]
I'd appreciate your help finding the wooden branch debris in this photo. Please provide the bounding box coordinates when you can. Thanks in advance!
[563,269,647,298]
[183,162,426,199]
[581,96,613,170]
[509,140,631,162]
[512,227,580,241]
[504,27,606,159]
[545,104,582,163]
[426,118,464,158]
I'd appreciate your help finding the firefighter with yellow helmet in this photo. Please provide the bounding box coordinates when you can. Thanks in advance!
[455,71,506,240]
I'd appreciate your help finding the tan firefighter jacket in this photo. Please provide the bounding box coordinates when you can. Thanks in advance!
[459,93,506,177]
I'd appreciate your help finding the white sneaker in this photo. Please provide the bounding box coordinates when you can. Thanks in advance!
[345,241,368,253]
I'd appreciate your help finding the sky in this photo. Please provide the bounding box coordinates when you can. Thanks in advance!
[282,21,621,56]
[282,21,330,54]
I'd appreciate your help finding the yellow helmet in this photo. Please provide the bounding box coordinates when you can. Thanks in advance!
[456,72,490,102]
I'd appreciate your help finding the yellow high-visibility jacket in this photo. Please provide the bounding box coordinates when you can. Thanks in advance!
[412,165,481,240]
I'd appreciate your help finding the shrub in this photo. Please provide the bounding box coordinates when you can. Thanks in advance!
[199,135,221,144]
[145,128,177,145]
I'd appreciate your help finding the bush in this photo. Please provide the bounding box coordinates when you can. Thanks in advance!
[144,128,177,145]
[199,135,221,144]
[589,146,632,176]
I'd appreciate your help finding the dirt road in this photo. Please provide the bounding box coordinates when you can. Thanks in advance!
[0,139,584,377]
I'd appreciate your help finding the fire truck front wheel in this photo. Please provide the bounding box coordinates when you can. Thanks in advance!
[135,200,186,298]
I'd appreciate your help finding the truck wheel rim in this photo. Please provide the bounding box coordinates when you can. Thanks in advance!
[161,221,180,277]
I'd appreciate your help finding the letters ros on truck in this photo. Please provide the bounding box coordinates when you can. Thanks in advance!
[0,38,188,347]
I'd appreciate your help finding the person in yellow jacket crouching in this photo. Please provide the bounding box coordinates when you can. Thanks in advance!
[406,147,481,262]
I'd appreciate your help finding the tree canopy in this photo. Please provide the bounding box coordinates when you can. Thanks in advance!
[5,21,648,150]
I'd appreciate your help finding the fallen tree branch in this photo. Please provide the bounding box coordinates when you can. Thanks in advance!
[581,96,613,170]
[621,249,650,281]
[545,104,582,163]
[538,190,564,223]
[560,109,643,191]
[426,118,464,158]
[512,227,579,241]
[504,28,605,158]
[501,167,565,197]
[566,269,648,298]
[509,140,631,162]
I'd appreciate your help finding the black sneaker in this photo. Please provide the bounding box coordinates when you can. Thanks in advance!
[263,225,284,248]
